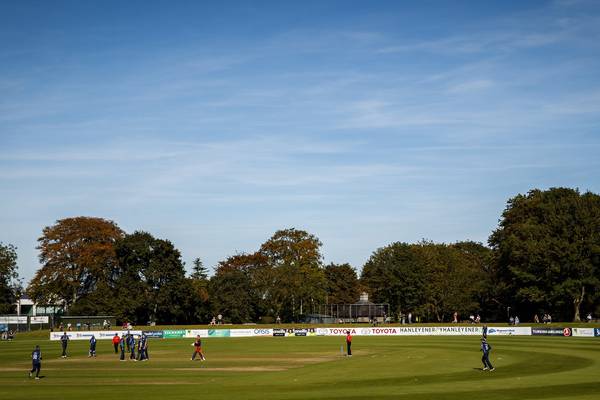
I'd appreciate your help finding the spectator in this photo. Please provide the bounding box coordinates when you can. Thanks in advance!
[210,317,216,325]
[514,316,520,325]
[475,314,481,323]
[453,312,458,323]
[469,314,475,324]
[534,314,540,323]
[276,315,281,324]
[509,316,515,325]
[408,312,412,324]
[217,314,223,325]
[587,313,592,323]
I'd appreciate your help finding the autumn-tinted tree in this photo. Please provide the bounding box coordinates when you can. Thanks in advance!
[324,263,361,304]
[489,188,600,321]
[0,242,20,314]
[28,217,124,310]
[259,228,326,321]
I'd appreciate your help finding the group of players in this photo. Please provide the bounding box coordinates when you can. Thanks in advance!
[28,331,206,379]
[29,330,491,379]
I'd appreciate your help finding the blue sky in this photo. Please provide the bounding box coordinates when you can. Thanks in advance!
[1,0,599,283]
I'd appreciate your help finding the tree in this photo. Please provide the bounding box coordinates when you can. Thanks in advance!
[361,242,426,317]
[28,217,124,309]
[259,228,326,321]
[188,257,211,323]
[0,242,20,314]
[114,231,189,324]
[208,254,264,323]
[361,240,488,322]
[417,241,485,322]
[324,263,361,304]
[191,257,209,280]
[489,188,600,321]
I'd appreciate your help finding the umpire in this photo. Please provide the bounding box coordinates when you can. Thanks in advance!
[60,332,69,358]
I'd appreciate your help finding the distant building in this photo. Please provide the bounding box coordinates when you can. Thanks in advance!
[15,294,63,317]
[307,292,389,324]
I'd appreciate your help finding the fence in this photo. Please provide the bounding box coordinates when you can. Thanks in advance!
[0,315,51,332]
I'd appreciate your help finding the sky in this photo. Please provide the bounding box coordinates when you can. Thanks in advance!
[1,0,600,283]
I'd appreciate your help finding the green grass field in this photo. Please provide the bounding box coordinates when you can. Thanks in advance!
[1,329,599,400]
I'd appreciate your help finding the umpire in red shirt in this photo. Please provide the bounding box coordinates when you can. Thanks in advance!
[346,331,352,356]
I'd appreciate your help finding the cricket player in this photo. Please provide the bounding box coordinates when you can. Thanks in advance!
[346,330,352,357]
[29,345,42,379]
[60,332,69,358]
[128,334,136,360]
[481,338,495,371]
[191,335,206,361]
[119,334,126,361]
[141,334,149,361]
[89,334,97,357]
[137,334,148,361]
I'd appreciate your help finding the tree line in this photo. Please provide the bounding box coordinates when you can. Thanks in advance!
[0,187,598,323]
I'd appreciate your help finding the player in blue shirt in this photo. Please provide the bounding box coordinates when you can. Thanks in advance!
[29,345,42,379]
[119,334,126,361]
[128,334,136,360]
[142,334,149,361]
[88,335,97,357]
[481,338,495,371]
[60,332,69,358]
[137,334,148,361]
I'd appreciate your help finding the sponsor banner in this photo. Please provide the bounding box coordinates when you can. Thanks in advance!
[486,327,531,336]
[372,327,404,336]
[531,327,572,337]
[317,327,355,336]
[163,330,186,338]
[208,329,230,337]
[144,331,164,339]
[572,328,595,337]
[185,329,209,338]
[252,328,273,337]
[318,326,484,336]
[595,328,600,337]
[398,327,482,336]
[230,329,254,338]
[0,324,7,331]
[294,328,308,336]
[0,316,27,324]
[273,328,287,337]
[50,330,142,341]
[30,316,49,324]
[96,331,124,339]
